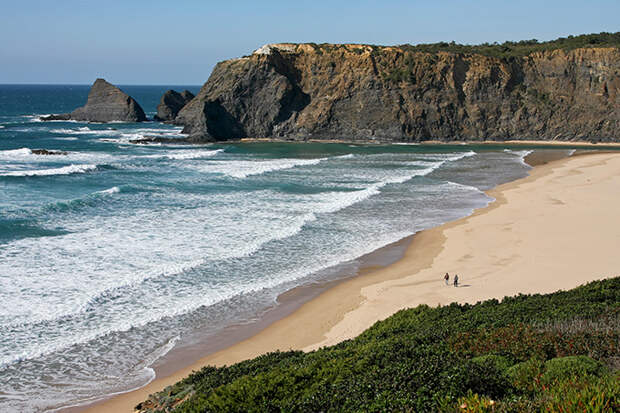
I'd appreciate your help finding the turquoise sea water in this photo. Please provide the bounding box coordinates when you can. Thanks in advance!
[0,85,557,411]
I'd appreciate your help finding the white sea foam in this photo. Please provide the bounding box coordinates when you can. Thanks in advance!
[0,191,334,365]
[0,147,34,157]
[0,148,121,165]
[303,162,442,215]
[145,149,224,160]
[96,186,121,195]
[193,157,328,178]
[50,127,118,136]
[334,153,355,159]
[0,164,98,177]
[503,149,533,167]
[445,150,476,162]
[445,180,485,194]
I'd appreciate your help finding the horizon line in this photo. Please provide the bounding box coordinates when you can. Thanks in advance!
[0,82,204,86]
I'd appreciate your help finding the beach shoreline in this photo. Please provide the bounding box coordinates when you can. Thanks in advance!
[73,149,620,413]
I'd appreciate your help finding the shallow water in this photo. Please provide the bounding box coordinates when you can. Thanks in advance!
[0,85,539,412]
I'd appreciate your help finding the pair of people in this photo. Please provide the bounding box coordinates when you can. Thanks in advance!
[443,272,459,287]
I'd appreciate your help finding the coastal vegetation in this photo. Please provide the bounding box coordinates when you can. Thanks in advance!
[137,277,619,412]
[396,31,620,59]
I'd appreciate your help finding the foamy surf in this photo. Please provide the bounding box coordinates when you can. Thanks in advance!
[145,148,224,160]
[96,186,121,195]
[193,157,328,178]
[50,127,118,136]
[1,99,538,413]
[0,164,98,177]
[504,149,533,167]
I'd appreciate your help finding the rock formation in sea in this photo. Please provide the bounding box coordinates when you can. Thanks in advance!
[154,90,195,122]
[31,149,68,155]
[177,41,620,142]
[42,79,147,123]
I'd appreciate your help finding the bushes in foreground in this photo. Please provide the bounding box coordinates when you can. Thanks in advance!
[137,277,619,412]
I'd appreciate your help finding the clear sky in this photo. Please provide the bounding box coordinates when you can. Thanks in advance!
[1,0,618,85]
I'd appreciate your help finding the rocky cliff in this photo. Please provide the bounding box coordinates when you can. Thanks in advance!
[177,43,619,142]
[154,90,195,122]
[42,79,146,123]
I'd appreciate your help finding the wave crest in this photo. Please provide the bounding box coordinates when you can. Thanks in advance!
[1,164,98,177]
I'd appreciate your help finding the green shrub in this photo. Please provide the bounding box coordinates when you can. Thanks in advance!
[542,373,619,412]
[471,354,515,373]
[137,277,619,412]
[542,355,607,384]
[506,359,545,394]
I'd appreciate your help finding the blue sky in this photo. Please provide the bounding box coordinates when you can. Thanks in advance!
[1,0,617,85]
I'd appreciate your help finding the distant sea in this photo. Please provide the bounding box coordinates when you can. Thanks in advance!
[0,85,548,412]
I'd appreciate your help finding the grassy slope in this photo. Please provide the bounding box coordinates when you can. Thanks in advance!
[138,277,619,412]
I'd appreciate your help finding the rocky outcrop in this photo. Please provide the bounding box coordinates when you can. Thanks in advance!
[154,90,195,122]
[42,79,146,123]
[39,113,71,121]
[177,43,620,142]
[31,149,68,155]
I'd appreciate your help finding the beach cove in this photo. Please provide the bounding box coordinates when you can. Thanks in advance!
[80,150,620,412]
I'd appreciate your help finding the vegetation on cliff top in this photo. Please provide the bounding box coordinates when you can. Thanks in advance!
[397,31,620,59]
[137,277,619,412]
[302,32,620,59]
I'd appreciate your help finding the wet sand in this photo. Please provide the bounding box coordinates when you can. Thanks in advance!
[78,149,620,412]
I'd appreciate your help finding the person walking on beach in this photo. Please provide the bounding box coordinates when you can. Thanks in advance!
[453,274,459,287]
[444,272,450,286]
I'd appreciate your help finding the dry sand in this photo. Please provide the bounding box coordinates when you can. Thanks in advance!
[82,151,620,412]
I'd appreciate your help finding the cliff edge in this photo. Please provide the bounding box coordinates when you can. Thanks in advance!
[177,39,619,142]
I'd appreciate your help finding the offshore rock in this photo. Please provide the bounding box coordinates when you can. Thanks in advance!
[177,43,620,142]
[71,79,146,122]
[31,149,68,155]
[154,90,195,122]
[43,79,147,123]
[39,113,71,121]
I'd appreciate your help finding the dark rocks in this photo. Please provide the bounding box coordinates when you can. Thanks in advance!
[154,90,195,122]
[177,43,620,143]
[41,79,147,123]
[40,114,71,121]
[129,136,190,145]
[71,79,146,122]
[31,149,68,155]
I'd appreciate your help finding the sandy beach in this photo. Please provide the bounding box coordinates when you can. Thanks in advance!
[81,150,620,413]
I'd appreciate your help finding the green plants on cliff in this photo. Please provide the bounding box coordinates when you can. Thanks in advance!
[136,277,619,412]
[398,32,620,60]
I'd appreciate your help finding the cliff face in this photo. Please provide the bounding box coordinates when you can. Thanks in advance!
[177,44,620,142]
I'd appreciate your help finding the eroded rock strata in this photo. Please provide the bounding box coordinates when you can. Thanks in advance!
[154,90,195,122]
[177,43,619,142]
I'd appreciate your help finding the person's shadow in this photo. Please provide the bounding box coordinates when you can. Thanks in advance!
[455,284,471,288]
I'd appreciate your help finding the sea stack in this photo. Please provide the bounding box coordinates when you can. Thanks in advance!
[154,90,195,122]
[42,79,147,123]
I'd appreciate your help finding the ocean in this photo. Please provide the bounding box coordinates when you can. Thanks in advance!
[0,85,558,412]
